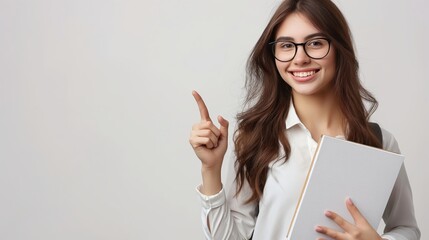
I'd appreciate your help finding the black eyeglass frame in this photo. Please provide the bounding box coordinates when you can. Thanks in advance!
[268,37,331,62]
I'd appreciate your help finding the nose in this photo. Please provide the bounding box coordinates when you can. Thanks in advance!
[293,45,310,65]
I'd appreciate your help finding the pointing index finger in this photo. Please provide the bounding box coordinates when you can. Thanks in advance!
[192,90,211,121]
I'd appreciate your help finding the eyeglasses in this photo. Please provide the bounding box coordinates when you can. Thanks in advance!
[269,38,331,62]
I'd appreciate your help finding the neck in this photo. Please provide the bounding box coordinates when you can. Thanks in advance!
[292,91,345,142]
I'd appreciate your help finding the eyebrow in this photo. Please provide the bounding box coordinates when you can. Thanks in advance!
[275,33,327,42]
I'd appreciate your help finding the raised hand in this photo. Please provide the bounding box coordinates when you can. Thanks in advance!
[189,90,229,171]
[315,198,383,240]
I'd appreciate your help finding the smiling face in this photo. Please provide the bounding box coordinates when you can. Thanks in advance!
[274,12,336,98]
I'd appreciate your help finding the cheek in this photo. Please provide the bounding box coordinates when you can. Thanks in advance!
[325,59,336,81]
[275,60,282,73]
[275,61,290,79]
[325,50,336,76]
[320,51,336,82]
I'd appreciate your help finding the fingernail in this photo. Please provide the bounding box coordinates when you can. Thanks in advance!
[315,226,323,232]
[347,197,354,206]
[325,210,333,217]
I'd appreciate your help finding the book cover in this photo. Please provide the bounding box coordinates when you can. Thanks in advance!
[287,135,404,240]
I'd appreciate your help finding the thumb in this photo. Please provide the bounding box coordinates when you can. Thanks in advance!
[217,115,229,138]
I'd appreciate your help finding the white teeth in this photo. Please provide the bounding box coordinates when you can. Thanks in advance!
[293,71,316,77]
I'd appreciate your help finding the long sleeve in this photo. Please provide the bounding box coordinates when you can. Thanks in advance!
[380,129,421,240]
[194,126,421,240]
[196,158,257,240]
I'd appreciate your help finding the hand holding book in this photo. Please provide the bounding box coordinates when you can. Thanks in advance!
[315,198,383,240]
[286,136,403,240]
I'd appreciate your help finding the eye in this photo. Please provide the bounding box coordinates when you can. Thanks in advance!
[307,39,327,49]
[277,41,295,50]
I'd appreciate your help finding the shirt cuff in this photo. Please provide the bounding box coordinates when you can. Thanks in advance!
[380,235,394,240]
[196,185,226,209]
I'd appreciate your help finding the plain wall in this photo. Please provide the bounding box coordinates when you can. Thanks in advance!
[0,0,427,239]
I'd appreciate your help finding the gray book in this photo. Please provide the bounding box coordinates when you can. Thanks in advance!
[287,135,403,240]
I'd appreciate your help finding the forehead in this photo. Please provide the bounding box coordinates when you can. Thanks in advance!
[275,12,320,41]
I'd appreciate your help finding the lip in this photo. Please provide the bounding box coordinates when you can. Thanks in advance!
[288,69,320,83]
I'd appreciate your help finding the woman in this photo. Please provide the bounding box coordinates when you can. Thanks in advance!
[189,0,420,239]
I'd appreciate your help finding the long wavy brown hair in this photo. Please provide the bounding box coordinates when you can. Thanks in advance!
[234,0,382,204]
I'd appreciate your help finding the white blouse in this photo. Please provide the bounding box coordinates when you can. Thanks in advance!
[196,103,420,240]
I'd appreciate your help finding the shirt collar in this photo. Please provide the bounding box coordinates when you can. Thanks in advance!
[286,100,302,130]
[285,101,347,139]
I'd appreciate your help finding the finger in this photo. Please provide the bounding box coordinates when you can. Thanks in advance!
[189,136,215,149]
[192,90,211,121]
[193,129,219,148]
[346,197,366,225]
[192,121,221,138]
[204,121,221,138]
[217,115,229,138]
[325,210,354,233]
[315,225,346,240]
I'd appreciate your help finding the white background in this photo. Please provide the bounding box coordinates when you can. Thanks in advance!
[0,0,427,239]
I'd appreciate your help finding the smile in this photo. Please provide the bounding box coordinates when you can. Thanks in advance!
[290,70,318,77]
